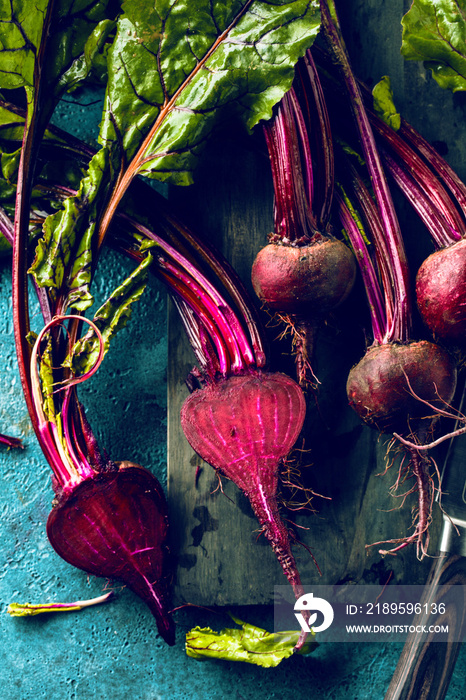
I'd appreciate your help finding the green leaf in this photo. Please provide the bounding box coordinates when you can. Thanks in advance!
[99,0,321,185]
[1,147,20,181]
[185,615,317,667]
[0,231,11,255]
[0,0,112,97]
[58,19,116,94]
[0,100,27,140]
[67,253,153,376]
[0,97,90,192]
[372,76,400,131]
[0,0,47,89]
[28,148,111,310]
[401,0,466,92]
[38,333,56,422]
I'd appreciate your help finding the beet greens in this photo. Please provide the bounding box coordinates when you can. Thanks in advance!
[401,0,466,93]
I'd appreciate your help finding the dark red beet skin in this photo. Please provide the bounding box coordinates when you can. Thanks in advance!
[47,463,175,645]
[251,238,356,315]
[180,371,306,593]
[416,239,466,344]
[346,341,457,435]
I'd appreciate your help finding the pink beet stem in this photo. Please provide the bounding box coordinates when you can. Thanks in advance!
[400,119,466,227]
[381,149,460,249]
[125,215,255,367]
[264,50,334,243]
[150,206,268,368]
[171,295,221,377]
[321,0,410,343]
[158,258,249,373]
[336,191,386,343]
[158,265,232,375]
[0,433,23,449]
[61,387,95,482]
[342,161,397,342]
[264,93,316,242]
[299,50,334,228]
[368,111,466,241]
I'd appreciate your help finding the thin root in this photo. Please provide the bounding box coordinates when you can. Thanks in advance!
[369,445,437,560]
[392,372,466,451]
[276,313,321,392]
[210,472,234,503]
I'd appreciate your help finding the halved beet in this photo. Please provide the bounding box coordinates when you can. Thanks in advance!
[416,239,466,344]
[180,370,306,594]
[251,238,356,316]
[346,341,457,435]
[47,463,175,645]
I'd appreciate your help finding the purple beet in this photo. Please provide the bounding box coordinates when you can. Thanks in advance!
[47,462,175,645]
[346,341,457,436]
[347,341,457,557]
[180,370,306,599]
[252,51,356,389]
[416,239,466,345]
[251,237,356,316]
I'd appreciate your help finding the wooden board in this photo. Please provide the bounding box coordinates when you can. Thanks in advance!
[166,131,436,606]
[165,0,466,605]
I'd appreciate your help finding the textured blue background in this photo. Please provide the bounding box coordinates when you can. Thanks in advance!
[1,17,466,700]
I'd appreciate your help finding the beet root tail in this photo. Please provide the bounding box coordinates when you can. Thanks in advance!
[249,490,316,652]
[180,371,311,649]
[293,318,318,391]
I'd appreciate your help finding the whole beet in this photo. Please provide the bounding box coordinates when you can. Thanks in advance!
[416,239,466,345]
[346,341,457,435]
[347,341,457,558]
[251,237,356,316]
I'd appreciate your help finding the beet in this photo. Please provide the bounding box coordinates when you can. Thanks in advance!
[416,239,466,344]
[47,462,175,645]
[251,238,356,316]
[346,341,457,436]
[180,370,306,596]
[347,341,457,557]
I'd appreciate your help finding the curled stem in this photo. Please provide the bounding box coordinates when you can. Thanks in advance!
[30,314,105,489]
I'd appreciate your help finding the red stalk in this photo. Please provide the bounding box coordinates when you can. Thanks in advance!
[320,2,458,559]
[380,148,459,250]
[335,191,385,342]
[320,0,410,343]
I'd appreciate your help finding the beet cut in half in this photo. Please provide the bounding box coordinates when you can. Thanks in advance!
[47,463,175,646]
[180,371,306,597]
